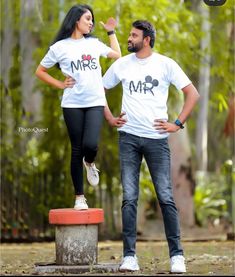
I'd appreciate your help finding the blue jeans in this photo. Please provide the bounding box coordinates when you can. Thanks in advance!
[119,131,183,258]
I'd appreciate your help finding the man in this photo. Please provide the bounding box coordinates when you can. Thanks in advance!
[103,20,200,273]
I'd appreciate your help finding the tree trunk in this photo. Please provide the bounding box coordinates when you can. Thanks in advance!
[20,0,42,118]
[1,0,15,87]
[196,3,211,171]
[169,130,195,227]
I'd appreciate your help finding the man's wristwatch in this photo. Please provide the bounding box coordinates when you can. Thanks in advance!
[174,119,184,129]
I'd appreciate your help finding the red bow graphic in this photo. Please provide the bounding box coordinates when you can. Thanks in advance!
[82,54,92,61]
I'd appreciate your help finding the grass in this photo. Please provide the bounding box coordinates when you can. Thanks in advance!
[1,240,234,275]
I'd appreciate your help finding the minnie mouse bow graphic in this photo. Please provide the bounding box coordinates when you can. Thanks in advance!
[82,54,92,61]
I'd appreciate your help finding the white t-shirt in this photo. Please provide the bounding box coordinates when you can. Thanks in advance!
[40,37,112,108]
[102,53,191,139]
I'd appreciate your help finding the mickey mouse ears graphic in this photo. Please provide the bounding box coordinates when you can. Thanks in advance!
[145,76,159,87]
[203,0,227,6]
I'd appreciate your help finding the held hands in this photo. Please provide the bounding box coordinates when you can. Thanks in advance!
[61,76,75,89]
[108,112,127,127]
[153,119,180,133]
[100,17,117,32]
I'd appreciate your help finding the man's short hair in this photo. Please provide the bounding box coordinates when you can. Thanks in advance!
[132,20,156,48]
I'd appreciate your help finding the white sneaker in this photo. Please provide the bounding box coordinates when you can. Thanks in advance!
[119,255,140,272]
[74,196,88,210]
[170,255,186,273]
[83,158,99,186]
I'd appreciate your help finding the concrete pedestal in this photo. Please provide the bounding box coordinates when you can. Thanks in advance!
[49,208,104,266]
[34,208,120,274]
[55,224,98,265]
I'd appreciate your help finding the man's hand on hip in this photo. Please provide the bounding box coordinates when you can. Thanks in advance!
[153,119,180,133]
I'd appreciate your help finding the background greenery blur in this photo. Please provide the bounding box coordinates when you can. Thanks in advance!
[1,0,234,241]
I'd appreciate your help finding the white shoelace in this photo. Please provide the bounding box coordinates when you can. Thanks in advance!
[123,256,137,264]
[171,255,185,263]
[76,197,87,204]
[90,164,99,176]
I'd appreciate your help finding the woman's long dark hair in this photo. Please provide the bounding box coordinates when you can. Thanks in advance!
[51,4,95,45]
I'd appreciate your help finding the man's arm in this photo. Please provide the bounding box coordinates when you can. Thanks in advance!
[154,83,200,133]
[177,83,200,124]
[104,100,127,127]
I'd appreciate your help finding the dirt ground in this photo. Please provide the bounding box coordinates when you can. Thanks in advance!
[0,240,234,276]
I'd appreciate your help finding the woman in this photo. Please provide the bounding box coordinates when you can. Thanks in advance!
[35,4,121,210]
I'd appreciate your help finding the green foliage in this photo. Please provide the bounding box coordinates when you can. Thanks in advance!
[206,2,234,172]
[194,160,234,227]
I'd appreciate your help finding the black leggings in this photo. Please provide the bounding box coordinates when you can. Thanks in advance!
[63,106,104,195]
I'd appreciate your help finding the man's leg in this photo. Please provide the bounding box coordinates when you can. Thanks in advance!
[143,137,183,258]
[119,132,142,257]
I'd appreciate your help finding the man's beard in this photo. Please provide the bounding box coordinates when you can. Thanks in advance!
[127,41,144,52]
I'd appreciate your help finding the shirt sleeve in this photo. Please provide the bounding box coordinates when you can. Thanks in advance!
[168,59,191,90]
[97,39,113,58]
[40,46,58,68]
[102,62,120,89]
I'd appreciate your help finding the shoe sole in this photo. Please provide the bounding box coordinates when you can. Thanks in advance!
[119,268,140,272]
[87,179,99,186]
[119,265,140,272]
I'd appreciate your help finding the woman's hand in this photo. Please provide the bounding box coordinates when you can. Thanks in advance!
[62,76,76,89]
[100,17,117,31]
